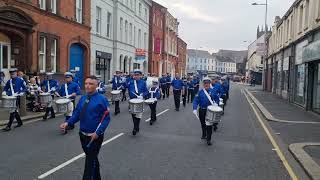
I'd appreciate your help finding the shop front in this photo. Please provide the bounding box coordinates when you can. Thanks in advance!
[302,31,320,113]
[294,40,308,106]
[96,51,111,83]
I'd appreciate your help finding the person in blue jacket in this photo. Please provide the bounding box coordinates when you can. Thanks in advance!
[111,70,122,115]
[182,77,188,107]
[41,72,59,120]
[70,69,80,85]
[187,76,195,103]
[147,79,161,125]
[60,75,110,180]
[120,72,127,101]
[193,76,200,95]
[193,77,219,146]
[2,68,27,132]
[96,75,106,94]
[166,73,171,97]
[56,72,81,131]
[159,74,167,99]
[221,77,230,102]
[127,69,148,136]
[171,73,184,111]
[211,77,222,97]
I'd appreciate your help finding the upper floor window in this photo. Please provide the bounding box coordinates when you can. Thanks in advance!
[76,0,83,23]
[304,0,309,29]
[96,7,101,35]
[125,21,128,43]
[120,18,123,42]
[39,0,46,10]
[107,12,112,38]
[298,4,303,32]
[50,0,57,14]
[144,8,147,21]
[139,3,142,16]
[129,23,133,44]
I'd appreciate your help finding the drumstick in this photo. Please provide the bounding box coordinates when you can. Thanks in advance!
[86,110,109,148]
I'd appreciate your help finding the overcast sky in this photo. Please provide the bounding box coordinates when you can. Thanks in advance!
[154,0,296,53]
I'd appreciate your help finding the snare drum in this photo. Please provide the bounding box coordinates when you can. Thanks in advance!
[1,96,17,108]
[55,98,71,113]
[111,90,121,101]
[39,93,52,104]
[205,105,223,124]
[129,98,144,114]
[144,98,156,105]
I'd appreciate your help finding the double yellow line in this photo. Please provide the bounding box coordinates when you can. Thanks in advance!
[243,89,298,180]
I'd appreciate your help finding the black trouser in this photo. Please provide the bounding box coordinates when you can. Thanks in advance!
[182,94,186,107]
[7,112,22,128]
[194,86,199,95]
[131,114,141,131]
[198,108,213,142]
[115,100,120,114]
[166,83,171,97]
[121,89,127,101]
[79,132,104,180]
[187,88,194,103]
[173,90,181,110]
[161,85,167,99]
[226,91,229,100]
[221,94,227,109]
[149,102,157,122]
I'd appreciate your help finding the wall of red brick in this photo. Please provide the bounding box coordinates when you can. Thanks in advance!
[6,0,91,77]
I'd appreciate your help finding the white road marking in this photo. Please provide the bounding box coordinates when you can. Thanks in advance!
[37,133,124,179]
[145,109,170,122]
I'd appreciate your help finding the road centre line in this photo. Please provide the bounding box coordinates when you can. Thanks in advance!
[243,90,298,180]
[145,109,170,122]
[37,133,124,179]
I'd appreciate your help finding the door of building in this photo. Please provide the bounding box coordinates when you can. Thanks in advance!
[312,61,320,113]
[70,44,84,88]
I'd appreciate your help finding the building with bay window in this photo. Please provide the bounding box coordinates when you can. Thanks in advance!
[0,0,91,87]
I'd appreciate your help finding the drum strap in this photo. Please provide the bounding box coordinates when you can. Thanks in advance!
[134,80,138,95]
[10,79,14,95]
[47,81,50,92]
[203,89,214,106]
[65,84,69,96]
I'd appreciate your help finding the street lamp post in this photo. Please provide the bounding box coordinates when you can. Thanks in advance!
[252,0,268,89]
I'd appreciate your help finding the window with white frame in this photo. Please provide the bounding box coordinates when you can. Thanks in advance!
[96,7,101,34]
[120,18,123,42]
[304,0,309,29]
[129,23,132,44]
[298,5,303,32]
[144,32,147,50]
[139,3,142,16]
[50,39,57,72]
[144,8,147,21]
[134,26,136,46]
[76,0,83,23]
[39,0,46,10]
[39,36,46,72]
[50,0,57,14]
[107,12,112,38]
[125,21,128,43]
[138,29,141,48]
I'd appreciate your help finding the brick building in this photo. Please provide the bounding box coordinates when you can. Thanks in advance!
[0,0,91,87]
[176,37,187,76]
[148,1,166,76]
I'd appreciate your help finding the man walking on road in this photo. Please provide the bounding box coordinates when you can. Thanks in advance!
[171,73,184,111]
[60,76,111,180]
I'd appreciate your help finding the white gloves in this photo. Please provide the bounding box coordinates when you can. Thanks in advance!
[2,91,6,96]
[65,95,71,99]
[193,110,197,116]
[137,95,143,100]
[51,87,56,92]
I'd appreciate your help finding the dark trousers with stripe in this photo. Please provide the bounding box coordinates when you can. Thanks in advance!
[187,88,194,103]
[173,90,181,110]
[79,132,104,180]
[149,102,157,122]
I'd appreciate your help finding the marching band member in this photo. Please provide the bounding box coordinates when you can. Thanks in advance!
[120,72,127,101]
[2,68,27,132]
[128,69,148,135]
[111,70,122,115]
[159,74,167,99]
[193,78,219,146]
[60,76,110,180]
[96,75,106,94]
[182,77,188,107]
[70,69,80,85]
[171,73,184,111]
[187,76,195,103]
[41,72,59,120]
[147,79,161,125]
[56,72,81,132]
[193,76,200,95]
[221,77,230,105]
[166,73,171,98]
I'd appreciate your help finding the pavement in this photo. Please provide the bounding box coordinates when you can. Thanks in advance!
[244,85,320,180]
[0,83,310,180]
